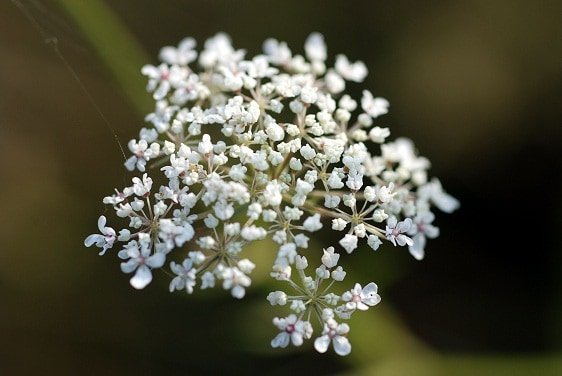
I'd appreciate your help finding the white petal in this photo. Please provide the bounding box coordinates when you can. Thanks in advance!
[425,225,440,239]
[409,233,426,260]
[435,192,460,213]
[333,336,351,356]
[271,332,290,348]
[362,282,378,296]
[363,295,381,307]
[97,215,107,232]
[361,282,381,307]
[141,65,159,78]
[314,335,330,353]
[154,81,170,101]
[120,260,137,274]
[291,332,304,347]
[169,277,182,292]
[231,285,246,299]
[169,261,181,275]
[146,252,165,268]
[356,302,369,311]
[337,323,350,335]
[84,234,102,247]
[304,32,326,62]
[159,47,177,64]
[130,265,152,289]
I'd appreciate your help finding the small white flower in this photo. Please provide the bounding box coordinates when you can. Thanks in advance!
[240,225,267,241]
[339,95,357,111]
[300,144,317,160]
[331,266,346,281]
[247,202,263,220]
[125,139,160,171]
[321,246,340,268]
[290,299,307,313]
[418,178,460,213]
[332,218,348,231]
[120,241,165,290]
[263,38,292,65]
[237,259,256,274]
[262,209,277,222]
[221,266,252,299]
[295,255,308,270]
[364,186,376,202]
[267,291,288,306]
[271,315,313,348]
[133,174,152,197]
[406,211,440,260]
[372,209,388,222]
[289,157,302,170]
[339,234,358,254]
[346,169,364,191]
[324,195,341,208]
[159,37,197,65]
[229,164,248,182]
[294,234,309,249]
[325,70,345,94]
[197,236,216,250]
[304,32,327,62]
[270,263,292,281]
[385,217,414,247]
[316,265,330,279]
[342,194,356,208]
[353,224,366,238]
[224,222,241,236]
[141,64,172,100]
[314,319,352,356]
[277,243,297,264]
[84,216,116,255]
[303,214,323,232]
[367,235,382,251]
[153,200,167,217]
[342,282,381,311]
[158,219,195,250]
[300,86,318,104]
[376,183,395,203]
[326,171,344,189]
[169,259,197,293]
[361,90,389,118]
[369,126,390,143]
[204,214,219,228]
[118,229,131,242]
[264,115,285,141]
[198,134,214,155]
[283,207,303,221]
[335,54,367,82]
[200,271,215,289]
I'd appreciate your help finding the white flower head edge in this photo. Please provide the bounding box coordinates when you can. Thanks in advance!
[84,32,459,356]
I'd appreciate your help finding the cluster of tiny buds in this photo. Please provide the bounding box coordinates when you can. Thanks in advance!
[85,32,459,356]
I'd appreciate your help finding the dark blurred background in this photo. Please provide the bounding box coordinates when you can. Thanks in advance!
[1,0,561,375]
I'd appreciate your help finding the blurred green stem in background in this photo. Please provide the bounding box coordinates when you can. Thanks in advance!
[54,1,562,374]
[56,0,152,115]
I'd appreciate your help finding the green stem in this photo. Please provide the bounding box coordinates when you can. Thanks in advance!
[55,0,152,115]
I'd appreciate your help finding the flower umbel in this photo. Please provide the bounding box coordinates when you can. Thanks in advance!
[84,32,458,356]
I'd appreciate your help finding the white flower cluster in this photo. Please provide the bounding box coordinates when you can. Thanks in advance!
[85,32,459,356]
